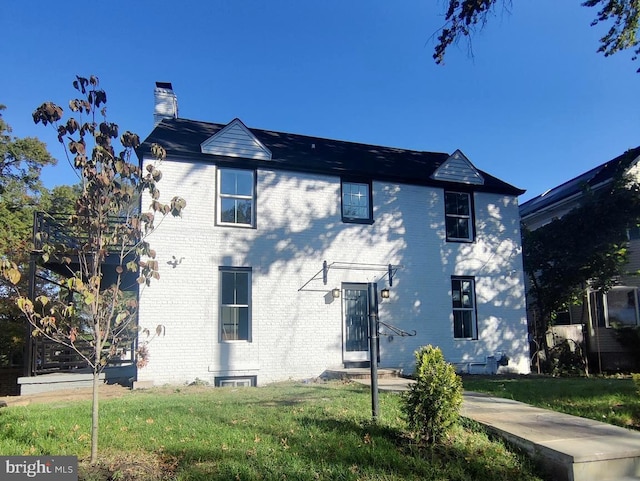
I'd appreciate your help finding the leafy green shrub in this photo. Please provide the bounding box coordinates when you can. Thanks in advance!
[632,373,640,396]
[542,340,586,376]
[188,377,210,386]
[402,344,463,444]
[612,325,640,369]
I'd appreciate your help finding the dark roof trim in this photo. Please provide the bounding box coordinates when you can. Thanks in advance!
[137,117,525,196]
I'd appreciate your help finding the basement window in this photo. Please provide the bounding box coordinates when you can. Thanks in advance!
[215,376,256,387]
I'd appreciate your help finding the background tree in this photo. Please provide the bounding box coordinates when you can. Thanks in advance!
[0,105,55,195]
[2,75,186,463]
[434,0,640,72]
[0,107,56,369]
[523,166,640,372]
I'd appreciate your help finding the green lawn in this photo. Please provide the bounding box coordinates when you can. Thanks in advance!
[0,381,543,481]
[462,375,640,429]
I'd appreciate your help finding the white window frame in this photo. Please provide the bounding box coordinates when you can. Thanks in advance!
[217,168,255,227]
[589,286,640,328]
[451,277,478,339]
[445,191,474,242]
[219,267,252,342]
[341,179,373,224]
[215,376,256,387]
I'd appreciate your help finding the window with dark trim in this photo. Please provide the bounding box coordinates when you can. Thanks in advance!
[445,191,474,242]
[217,168,255,227]
[219,267,252,341]
[451,277,477,339]
[341,179,373,224]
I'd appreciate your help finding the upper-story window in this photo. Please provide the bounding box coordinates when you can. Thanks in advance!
[445,191,474,242]
[218,168,255,227]
[342,179,373,224]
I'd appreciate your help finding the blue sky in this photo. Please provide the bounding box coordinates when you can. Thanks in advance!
[1,0,638,202]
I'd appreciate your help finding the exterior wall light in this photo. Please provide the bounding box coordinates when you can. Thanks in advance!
[332,288,341,299]
[380,288,390,299]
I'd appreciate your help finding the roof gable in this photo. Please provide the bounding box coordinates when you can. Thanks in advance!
[201,118,272,160]
[431,149,484,185]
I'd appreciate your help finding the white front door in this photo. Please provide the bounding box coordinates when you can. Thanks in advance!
[342,284,370,362]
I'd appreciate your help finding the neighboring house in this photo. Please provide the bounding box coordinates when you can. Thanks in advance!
[520,146,640,372]
[133,83,530,387]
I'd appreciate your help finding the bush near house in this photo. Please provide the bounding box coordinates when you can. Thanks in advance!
[402,345,464,444]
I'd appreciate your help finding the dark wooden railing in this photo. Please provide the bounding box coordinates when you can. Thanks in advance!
[30,338,135,375]
[33,212,139,252]
[27,212,140,376]
[33,212,82,251]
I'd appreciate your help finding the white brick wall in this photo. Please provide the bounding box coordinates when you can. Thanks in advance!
[137,157,530,386]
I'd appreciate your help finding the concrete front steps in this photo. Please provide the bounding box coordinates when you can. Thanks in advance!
[324,367,416,393]
[322,367,404,381]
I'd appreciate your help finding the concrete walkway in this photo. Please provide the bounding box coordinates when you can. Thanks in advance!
[355,377,640,481]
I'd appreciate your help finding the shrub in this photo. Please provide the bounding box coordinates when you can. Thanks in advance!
[632,373,640,396]
[401,344,463,444]
[541,340,586,376]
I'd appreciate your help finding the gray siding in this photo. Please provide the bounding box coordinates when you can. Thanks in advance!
[201,121,271,160]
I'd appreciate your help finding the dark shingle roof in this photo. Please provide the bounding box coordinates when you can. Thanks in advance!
[138,117,524,196]
[520,146,640,217]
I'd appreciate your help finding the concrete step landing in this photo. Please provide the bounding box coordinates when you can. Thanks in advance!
[321,367,404,381]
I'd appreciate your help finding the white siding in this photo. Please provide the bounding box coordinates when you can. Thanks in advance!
[137,157,530,385]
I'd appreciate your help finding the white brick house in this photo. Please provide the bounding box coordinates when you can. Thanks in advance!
[135,83,530,386]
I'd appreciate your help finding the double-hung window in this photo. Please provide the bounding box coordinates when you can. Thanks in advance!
[445,191,473,242]
[219,267,251,341]
[451,277,477,339]
[218,168,255,227]
[341,179,373,224]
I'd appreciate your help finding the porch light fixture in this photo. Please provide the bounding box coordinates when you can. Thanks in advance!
[332,288,341,299]
[380,288,390,299]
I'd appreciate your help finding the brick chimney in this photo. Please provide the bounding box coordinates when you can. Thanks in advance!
[154,82,178,126]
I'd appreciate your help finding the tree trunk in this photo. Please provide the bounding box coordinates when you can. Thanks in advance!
[90,367,100,464]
